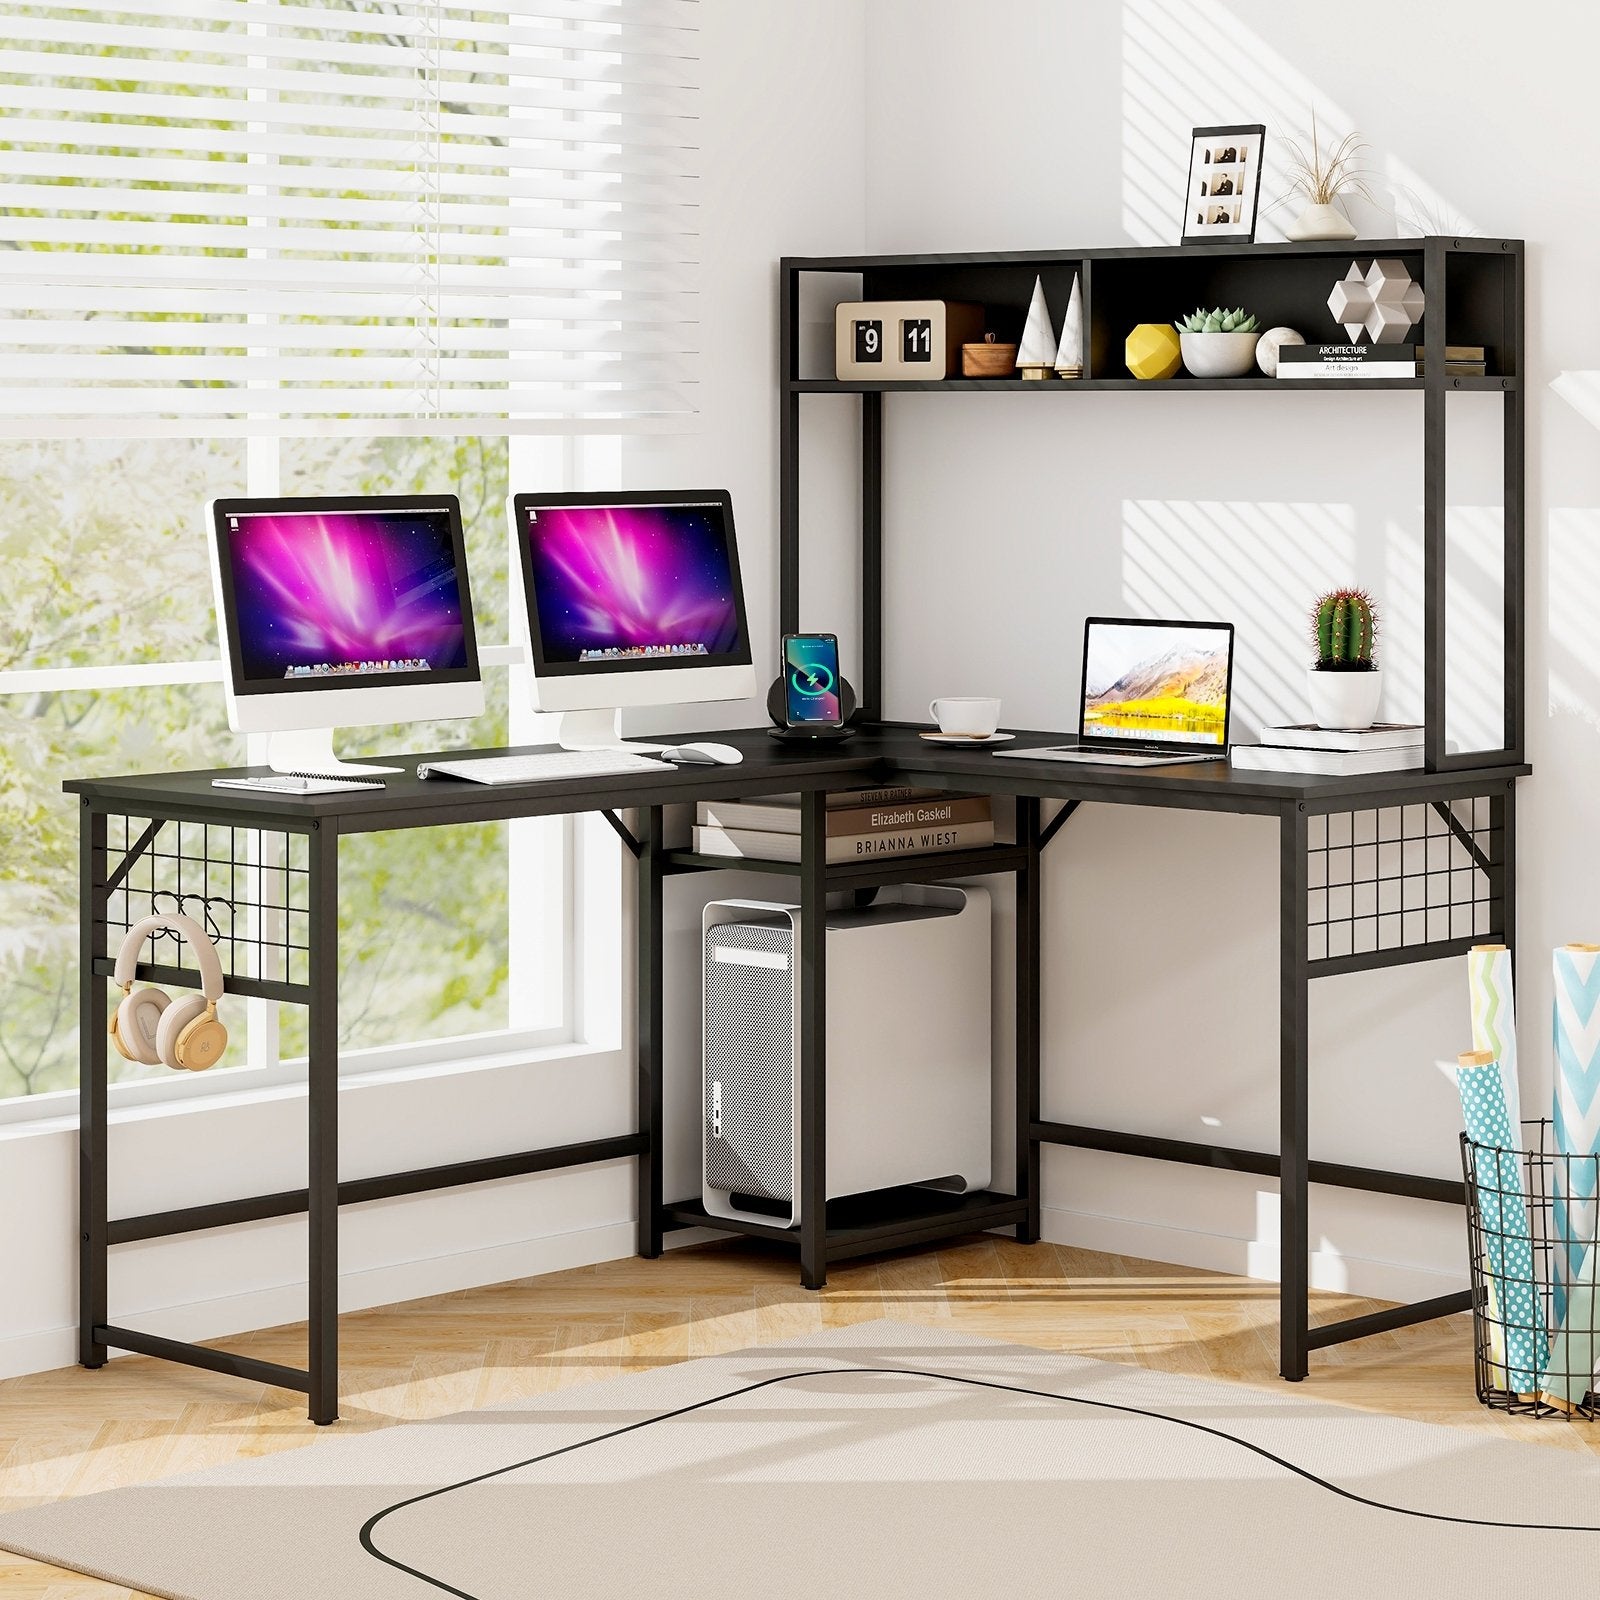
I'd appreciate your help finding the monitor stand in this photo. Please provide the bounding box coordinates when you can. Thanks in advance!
[554,708,666,755]
[264,728,403,777]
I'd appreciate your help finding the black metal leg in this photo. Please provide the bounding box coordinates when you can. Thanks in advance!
[1016,797,1042,1244]
[861,390,883,720]
[636,806,665,1259]
[1279,803,1310,1381]
[798,791,827,1290]
[307,822,339,1425]
[78,804,108,1370]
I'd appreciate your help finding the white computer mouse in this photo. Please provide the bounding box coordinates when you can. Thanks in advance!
[661,741,744,766]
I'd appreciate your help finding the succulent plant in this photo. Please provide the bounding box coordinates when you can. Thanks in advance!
[1311,588,1378,671]
[1176,306,1260,335]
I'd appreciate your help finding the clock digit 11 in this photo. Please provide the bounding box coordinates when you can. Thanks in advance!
[902,318,932,362]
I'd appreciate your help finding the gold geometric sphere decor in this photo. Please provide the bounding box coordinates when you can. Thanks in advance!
[1125,322,1183,380]
[1327,258,1426,343]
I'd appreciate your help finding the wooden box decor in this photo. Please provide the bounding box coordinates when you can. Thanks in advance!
[961,333,1018,378]
[834,299,983,380]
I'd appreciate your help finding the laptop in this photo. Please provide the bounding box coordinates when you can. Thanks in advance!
[994,616,1235,768]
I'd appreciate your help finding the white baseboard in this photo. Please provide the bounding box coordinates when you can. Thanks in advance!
[0,1220,638,1383]
[1041,1203,1468,1305]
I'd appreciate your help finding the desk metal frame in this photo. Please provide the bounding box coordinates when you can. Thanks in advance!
[71,737,1522,1422]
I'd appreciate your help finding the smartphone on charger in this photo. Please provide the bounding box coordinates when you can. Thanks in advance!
[782,632,843,728]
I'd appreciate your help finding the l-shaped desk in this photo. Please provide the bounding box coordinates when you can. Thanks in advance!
[68,725,1526,1422]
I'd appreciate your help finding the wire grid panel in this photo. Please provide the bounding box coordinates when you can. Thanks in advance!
[103,814,311,990]
[1306,797,1502,962]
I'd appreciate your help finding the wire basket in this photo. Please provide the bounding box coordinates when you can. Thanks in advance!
[1461,1119,1600,1418]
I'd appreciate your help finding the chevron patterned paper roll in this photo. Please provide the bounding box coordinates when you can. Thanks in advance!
[1468,944,1522,1127]
[1542,1243,1600,1410]
[1552,944,1600,1326]
[1457,1050,1546,1393]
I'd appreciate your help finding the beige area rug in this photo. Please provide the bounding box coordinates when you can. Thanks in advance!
[4,1319,1600,1599]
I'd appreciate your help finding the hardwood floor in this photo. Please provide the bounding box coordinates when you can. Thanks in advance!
[1,1234,1591,1597]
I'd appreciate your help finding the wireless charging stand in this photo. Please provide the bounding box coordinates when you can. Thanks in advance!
[765,676,860,744]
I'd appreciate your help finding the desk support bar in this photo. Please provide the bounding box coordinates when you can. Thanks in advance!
[636,806,665,1258]
[1017,798,1042,1241]
[602,809,642,858]
[102,817,164,898]
[1038,799,1079,853]
[1033,1121,1466,1207]
[307,821,339,1425]
[78,804,109,1371]
[106,1135,648,1245]
[798,791,828,1289]
[1430,799,1494,877]
[1280,803,1311,1382]
[97,1326,311,1395]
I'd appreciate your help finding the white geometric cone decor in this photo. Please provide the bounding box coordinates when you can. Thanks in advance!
[1016,275,1058,375]
[1054,273,1084,377]
[1327,263,1373,342]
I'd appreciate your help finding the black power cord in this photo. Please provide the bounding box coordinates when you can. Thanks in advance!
[361,1365,1600,1596]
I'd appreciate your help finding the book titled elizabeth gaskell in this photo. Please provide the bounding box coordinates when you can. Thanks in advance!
[696,792,988,835]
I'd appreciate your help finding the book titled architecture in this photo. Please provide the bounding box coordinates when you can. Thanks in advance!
[1229,744,1423,775]
[696,791,985,834]
[1258,722,1423,752]
[692,817,995,863]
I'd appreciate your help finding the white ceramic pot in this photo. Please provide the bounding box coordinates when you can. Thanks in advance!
[1178,330,1260,379]
[1285,202,1357,242]
[1307,667,1383,730]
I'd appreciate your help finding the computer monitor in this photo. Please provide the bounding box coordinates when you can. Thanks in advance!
[209,494,484,774]
[508,489,756,750]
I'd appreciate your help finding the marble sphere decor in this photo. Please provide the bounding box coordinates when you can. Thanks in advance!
[1326,258,1426,344]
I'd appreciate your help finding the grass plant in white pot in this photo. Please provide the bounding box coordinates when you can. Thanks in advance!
[1308,587,1382,729]
[1280,112,1371,242]
[1175,307,1260,378]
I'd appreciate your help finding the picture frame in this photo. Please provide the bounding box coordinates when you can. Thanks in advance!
[1181,124,1265,245]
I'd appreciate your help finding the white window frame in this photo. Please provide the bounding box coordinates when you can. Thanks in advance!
[0,433,625,1126]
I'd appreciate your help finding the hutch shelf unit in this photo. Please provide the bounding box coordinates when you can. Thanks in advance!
[675,236,1526,1380]
[780,236,1525,772]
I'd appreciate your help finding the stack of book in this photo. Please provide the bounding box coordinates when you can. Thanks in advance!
[1276,344,1488,380]
[1230,723,1424,774]
[693,785,994,863]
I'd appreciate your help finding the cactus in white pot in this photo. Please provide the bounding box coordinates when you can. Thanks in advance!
[1307,587,1383,729]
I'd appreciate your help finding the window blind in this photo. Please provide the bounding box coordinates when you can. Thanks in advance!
[0,0,699,436]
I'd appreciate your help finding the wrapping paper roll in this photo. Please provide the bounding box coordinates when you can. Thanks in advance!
[1552,944,1600,1325]
[1542,1243,1600,1410]
[1467,944,1520,1387]
[1457,1051,1546,1393]
[1468,944,1522,1126]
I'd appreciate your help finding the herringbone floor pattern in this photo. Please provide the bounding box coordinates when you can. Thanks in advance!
[2,1235,1589,1598]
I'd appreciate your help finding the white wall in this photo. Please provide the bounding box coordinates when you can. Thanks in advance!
[0,0,869,1381]
[845,0,1600,1295]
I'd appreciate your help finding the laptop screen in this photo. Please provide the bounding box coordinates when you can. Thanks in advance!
[1080,618,1234,748]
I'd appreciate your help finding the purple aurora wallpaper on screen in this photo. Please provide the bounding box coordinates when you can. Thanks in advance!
[523,502,742,663]
[226,508,470,682]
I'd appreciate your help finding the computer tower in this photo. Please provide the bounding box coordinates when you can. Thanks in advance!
[702,885,991,1227]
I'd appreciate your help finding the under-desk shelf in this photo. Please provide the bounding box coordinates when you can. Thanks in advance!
[662,842,1030,886]
[665,1186,1029,1261]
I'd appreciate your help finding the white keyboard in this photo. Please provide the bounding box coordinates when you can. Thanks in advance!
[416,749,675,786]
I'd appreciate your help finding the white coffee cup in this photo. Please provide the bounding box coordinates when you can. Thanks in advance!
[929,696,1002,737]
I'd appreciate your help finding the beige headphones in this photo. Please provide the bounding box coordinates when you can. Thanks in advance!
[109,913,229,1072]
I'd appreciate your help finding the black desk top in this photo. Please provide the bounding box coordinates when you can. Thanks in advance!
[64,724,1530,833]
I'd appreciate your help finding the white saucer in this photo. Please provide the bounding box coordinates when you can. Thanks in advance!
[918,730,1016,745]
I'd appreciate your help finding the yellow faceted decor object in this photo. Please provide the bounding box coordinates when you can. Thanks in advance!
[1125,322,1182,380]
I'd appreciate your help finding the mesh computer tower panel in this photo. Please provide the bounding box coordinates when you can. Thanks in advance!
[702,887,991,1228]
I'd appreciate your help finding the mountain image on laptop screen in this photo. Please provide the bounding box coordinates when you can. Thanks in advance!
[1082,621,1231,746]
